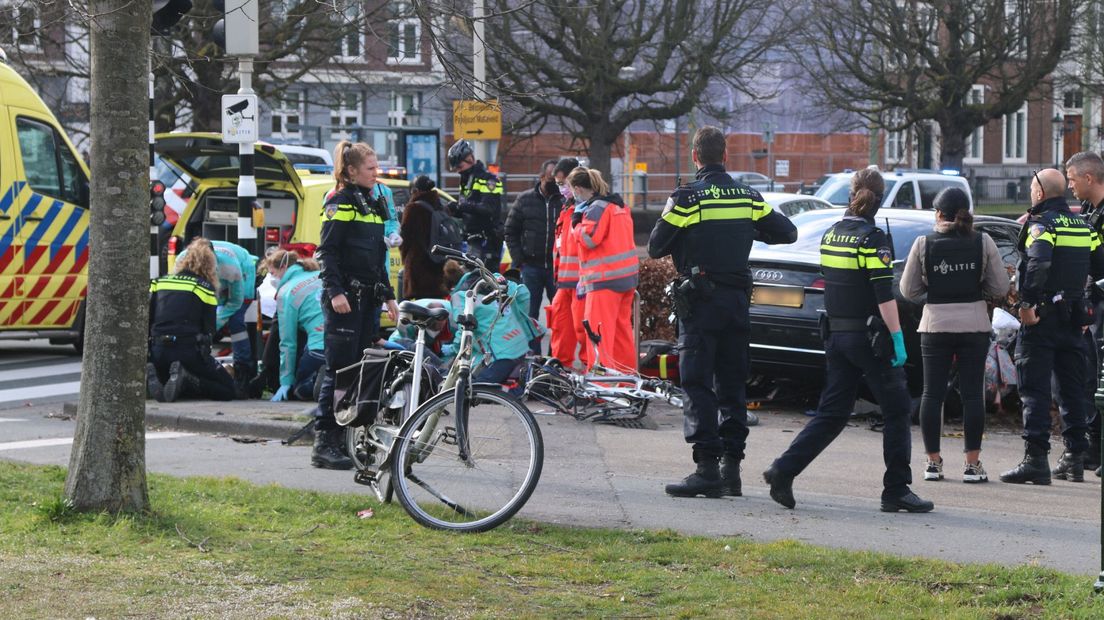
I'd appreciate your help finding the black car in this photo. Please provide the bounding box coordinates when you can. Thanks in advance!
[747,208,1021,392]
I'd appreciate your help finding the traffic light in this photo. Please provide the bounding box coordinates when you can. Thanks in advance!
[211,0,258,56]
[150,180,167,226]
[151,0,192,36]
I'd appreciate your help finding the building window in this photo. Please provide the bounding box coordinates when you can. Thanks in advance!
[1,2,42,52]
[1003,104,1027,162]
[964,85,985,164]
[334,2,364,60]
[270,92,302,140]
[330,92,362,139]
[1064,89,1084,112]
[387,2,422,65]
[388,91,422,126]
[885,110,908,164]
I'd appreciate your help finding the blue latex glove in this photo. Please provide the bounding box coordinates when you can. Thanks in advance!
[271,385,291,402]
[890,331,907,368]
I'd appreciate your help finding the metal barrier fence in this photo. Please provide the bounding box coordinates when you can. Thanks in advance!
[444,172,809,211]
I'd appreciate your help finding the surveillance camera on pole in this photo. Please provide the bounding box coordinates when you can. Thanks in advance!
[213,0,260,242]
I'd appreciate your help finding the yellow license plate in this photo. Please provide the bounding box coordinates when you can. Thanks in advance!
[751,286,804,308]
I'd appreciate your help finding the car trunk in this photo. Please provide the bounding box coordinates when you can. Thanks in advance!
[747,252,826,366]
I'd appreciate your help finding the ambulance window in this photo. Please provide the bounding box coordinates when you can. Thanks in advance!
[16,117,88,208]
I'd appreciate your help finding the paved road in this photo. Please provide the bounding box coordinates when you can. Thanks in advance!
[0,340,81,407]
[2,391,1101,577]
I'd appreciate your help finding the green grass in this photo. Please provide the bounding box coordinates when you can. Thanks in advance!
[1,461,1102,618]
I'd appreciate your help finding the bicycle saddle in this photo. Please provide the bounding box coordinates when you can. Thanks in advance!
[398,301,450,326]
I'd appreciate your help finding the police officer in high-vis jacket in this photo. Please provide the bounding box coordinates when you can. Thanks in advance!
[764,167,934,514]
[146,237,236,403]
[447,139,505,271]
[649,126,797,499]
[1001,167,1104,485]
[314,140,399,470]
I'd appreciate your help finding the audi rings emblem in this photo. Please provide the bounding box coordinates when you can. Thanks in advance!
[753,269,784,282]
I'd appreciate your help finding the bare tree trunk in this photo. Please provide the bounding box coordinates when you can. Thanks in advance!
[586,131,614,184]
[64,0,152,513]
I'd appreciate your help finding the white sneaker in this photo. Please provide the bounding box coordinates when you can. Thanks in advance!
[963,461,989,483]
[923,458,944,481]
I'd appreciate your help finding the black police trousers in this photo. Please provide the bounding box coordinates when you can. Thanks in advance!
[149,341,235,401]
[773,330,913,500]
[677,285,751,460]
[317,288,381,431]
[1018,313,1090,454]
[1053,321,1101,446]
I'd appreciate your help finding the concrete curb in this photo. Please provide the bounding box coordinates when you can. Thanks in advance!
[62,402,311,441]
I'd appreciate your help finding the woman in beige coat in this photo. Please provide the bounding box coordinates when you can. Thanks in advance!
[900,188,1010,484]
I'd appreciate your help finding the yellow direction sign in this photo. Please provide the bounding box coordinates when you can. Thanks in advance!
[453,100,502,140]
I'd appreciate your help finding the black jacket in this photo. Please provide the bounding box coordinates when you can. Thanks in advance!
[317,184,395,300]
[1018,197,1104,304]
[149,270,217,339]
[648,164,797,286]
[505,181,562,269]
[453,161,504,239]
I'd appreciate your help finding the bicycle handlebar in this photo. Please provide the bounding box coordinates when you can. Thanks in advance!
[429,245,509,304]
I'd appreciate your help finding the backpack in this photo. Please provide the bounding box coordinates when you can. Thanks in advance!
[423,200,465,263]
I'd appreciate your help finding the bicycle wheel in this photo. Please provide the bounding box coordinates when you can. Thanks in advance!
[391,385,544,532]
[525,371,575,415]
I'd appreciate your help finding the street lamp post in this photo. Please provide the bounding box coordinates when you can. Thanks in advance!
[1053,113,1065,167]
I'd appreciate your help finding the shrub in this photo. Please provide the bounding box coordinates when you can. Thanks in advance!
[637,257,677,342]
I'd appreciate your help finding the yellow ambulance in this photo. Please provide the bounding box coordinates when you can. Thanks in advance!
[155,133,456,328]
[0,59,90,352]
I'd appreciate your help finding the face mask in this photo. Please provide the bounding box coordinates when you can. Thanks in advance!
[559,184,572,200]
[573,190,589,204]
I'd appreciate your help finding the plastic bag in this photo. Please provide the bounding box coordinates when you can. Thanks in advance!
[991,307,1020,347]
[984,341,1017,406]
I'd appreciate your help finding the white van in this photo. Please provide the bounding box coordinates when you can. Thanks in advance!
[815,168,974,212]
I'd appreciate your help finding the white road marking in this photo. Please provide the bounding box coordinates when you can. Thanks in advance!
[0,431,193,452]
[0,381,81,404]
[0,418,22,423]
[0,362,82,382]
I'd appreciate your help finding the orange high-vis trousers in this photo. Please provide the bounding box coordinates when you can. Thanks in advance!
[584,288,635,372]
[549,287,589,368]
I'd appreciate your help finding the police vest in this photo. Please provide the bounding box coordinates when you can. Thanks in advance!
[149,272,216,338]
[820,218,894,319]
[924,232,983,304]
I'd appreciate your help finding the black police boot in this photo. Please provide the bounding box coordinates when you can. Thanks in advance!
[1085,434,1101,471]
[312,364,328,403]
[311,427,354,470]
[665,455,723,498]
[762,464,795,509]
[720,454,742,497]
[999,444,1052,485]
[1052,449,1085,482]
[233,363,257,400]
[146,363,164,402]
[162,361,199,403]
[880,490,935,513]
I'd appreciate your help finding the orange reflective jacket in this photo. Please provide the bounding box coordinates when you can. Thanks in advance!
[553,203,580,288]
[574,197,638,294]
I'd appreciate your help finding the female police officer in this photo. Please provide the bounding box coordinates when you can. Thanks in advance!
[313,140,399,470]
[146,237,236,403]
[763,167,934,513]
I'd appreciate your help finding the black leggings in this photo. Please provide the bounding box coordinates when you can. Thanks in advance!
[919,332,990,455]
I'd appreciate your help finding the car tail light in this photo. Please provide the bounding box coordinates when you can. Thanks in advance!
[808,277,826,290]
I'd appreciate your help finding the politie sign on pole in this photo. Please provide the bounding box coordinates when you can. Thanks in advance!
[222,94,258,143]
